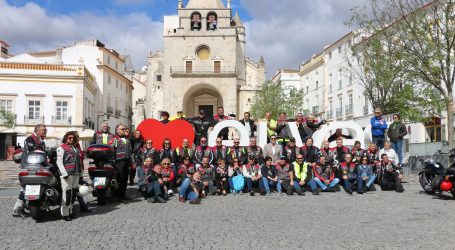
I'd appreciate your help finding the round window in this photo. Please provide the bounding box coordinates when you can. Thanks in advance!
[196,46,210,60]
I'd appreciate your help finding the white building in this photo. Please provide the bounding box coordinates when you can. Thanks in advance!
[0,53,97,153]
[145,0,266,119]
[0,39,134,158]
[271,69,301,90]
[299,52,327,118]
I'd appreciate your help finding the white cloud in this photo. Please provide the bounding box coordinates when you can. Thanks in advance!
[0,0,162,69]
[240,0,366,76]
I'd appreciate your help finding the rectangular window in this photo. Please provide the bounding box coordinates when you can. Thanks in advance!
[329,52,332,59]
[116,79,119,89]
[316,80,318,90]
[56,101,68,120]
[0,99,12,113]
[107,55,111,64]
[156,75,162,81]
[28,100,40,119]
[338,46,342,53]
[338,69,342,90]
[186,61,193,73]
[108,75,111,84]
[115,61,118,70]
[329,73,333,92]
[214,61,221,73]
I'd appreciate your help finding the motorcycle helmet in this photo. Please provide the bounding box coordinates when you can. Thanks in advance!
[78,185,93,196]
[440,180,453,192]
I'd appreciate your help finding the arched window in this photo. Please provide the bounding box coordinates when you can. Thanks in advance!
[207,12,218,30]
[191,12,202,31]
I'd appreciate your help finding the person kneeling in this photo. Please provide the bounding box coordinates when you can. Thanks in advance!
[144,164,167,203]
[312,155,340,194]
[379,154,404,192]
[178,171,203,204]
[357,156,377,193]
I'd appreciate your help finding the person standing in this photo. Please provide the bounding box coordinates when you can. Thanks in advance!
[294,113,313,144]
[56,132,83,221]
[387,114,407,166]
[263,135,282,164]
[370,108,388,149]
[186,110,214,145]
[91,122,114,145]
[264,112,277,143]
[109,124,133,201]
[160,111,170,124]
[130,130,144,186]
[213,107,230,140]
[276,112,290,152]
[13,124,47,217]
[239,112,256,138]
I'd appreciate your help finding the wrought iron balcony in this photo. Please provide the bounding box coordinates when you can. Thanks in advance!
[345,105,353,115]
[52,116,71,125]
[336,107,343,117]
[170,66,236,77]
[24,115,44,125]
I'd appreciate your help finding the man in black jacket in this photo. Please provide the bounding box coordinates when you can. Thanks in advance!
[130,130,144,186]
[387,114,407,166]
[239,112,256,138]
[13,124,47,217]
[380,154,404,192]
[186,110,214,145]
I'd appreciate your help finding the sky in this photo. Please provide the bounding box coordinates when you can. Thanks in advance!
[0,0,367,78]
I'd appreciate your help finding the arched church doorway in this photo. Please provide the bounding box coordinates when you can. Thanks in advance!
[182,84,223,118]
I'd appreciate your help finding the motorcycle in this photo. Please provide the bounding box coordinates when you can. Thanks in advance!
[13,148,61,221]
[86,144,118,205]
[419,149,455,198]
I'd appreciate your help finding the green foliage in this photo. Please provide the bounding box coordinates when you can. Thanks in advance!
[0,109,15,128]
[250,81,304,120]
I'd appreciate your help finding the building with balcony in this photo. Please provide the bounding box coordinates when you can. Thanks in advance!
[0,55,97,155]
[145,0,266,119]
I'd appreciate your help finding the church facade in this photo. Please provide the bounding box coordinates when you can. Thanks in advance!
[145,0,266,119]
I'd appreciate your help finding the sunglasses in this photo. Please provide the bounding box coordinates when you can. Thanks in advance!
[234,160,239,162]
[297,157,303,160]
[67,137,75,140]
[163,163,170,165]
[271,138,277,140]
[216,141,222,143]
[119,128,126,131]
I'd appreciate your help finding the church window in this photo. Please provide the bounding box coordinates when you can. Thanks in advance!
[191,12,202,31]
[156,75,162,81]
[214,61,221,73]
[207,12,218,30]
[186,61,193,73]
[196,45,210,60]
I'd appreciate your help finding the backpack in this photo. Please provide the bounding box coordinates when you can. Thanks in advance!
[232,175,245,191]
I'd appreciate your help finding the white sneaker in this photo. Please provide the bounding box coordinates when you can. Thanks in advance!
[167,190,174,195]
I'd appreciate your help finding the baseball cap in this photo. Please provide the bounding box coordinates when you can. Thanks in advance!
[279,155,287,160]
[289,137,296,142]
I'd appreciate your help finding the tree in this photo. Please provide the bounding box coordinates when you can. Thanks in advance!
[250,80,304,120]
[349,0,454,148]
[0,109,15,128]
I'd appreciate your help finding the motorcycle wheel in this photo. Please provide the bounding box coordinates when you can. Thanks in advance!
[29,203,45,221]
[419,173,435,194]
[97,189,107,206]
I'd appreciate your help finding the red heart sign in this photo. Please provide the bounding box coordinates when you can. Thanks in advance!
[136,119,195,149]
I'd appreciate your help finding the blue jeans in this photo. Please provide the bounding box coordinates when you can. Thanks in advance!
[372,136,385,149]
[146,181,162,198]
[313,177,340,190]
[178,178,199,201]
[357,175,376,191]
[136,167,146,190]
[392,140,404,165]
[294,179,317,191]
[262,177,282,194]
[343,177,357,192]
[245,178,264,192]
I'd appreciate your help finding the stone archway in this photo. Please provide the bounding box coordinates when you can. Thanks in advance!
[182,84,223,118]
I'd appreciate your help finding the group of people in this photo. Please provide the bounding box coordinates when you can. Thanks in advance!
[12,107,408,220]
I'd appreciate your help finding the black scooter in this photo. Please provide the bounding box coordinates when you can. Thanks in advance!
[13,149,61,221]
[419,149,455,198]
[86,144,119,205]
